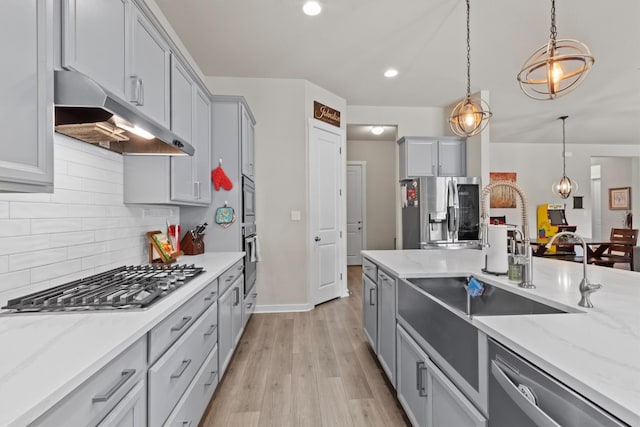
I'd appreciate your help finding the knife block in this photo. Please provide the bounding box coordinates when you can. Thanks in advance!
[181,232,205,255]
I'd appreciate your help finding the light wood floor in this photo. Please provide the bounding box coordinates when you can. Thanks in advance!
[200,266,410,427]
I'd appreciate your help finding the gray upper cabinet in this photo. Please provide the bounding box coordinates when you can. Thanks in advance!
[398,137,466,179]
[193,87,212,204]
[0,0,54,193]
[61,0,129,100]
[129,4,170,127]
[241,103,255,179]
[170,57,193,142]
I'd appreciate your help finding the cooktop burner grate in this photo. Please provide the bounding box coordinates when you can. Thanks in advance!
[2,264,204,313]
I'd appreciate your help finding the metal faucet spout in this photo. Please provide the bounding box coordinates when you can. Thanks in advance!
[546,231,601,308]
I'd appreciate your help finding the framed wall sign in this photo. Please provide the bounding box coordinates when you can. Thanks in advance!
[608,187,631,210]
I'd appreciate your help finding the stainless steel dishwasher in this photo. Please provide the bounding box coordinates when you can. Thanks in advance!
[488,338,628,427]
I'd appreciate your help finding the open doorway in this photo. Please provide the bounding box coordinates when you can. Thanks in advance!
[346,125,398,265]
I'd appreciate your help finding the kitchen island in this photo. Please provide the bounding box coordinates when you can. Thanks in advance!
[0,252,244,427]
[362,249,640,426]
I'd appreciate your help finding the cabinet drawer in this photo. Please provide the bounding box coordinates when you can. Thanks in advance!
[243,286,257,329]
[148,302,218,427]
[219,259,244,295]
[32,338,146,427]
[163,345,219,427]
[96,378,147,427]
[149,278,218,364]
[362,258,377,282]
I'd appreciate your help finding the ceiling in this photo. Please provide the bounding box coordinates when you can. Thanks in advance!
[154,0,640,145]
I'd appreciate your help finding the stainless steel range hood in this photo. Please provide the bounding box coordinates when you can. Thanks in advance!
[54,70,194,156]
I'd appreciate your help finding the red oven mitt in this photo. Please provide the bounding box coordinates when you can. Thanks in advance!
[211,165,233,191]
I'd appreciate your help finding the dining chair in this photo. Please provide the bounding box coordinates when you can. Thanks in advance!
[590,228,638,270]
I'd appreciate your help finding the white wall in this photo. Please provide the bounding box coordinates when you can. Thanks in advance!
[205,77,347,310]
[347,105,446,248]
[0,135,178,306]
[347,139,396,250]
[490,142,640,238]
[591,157,634,235]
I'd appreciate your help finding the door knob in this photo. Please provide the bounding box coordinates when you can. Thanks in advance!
[358,227,362,230]
[315,236,321,242]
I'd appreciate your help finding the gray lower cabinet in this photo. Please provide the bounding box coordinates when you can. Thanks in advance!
[397,324,486,427]
[243,284,257,330]
[362,274,378,351]
[0,0,54,193]
[218,273,244,377]
[378,268,397,387]
[96,379,147,427]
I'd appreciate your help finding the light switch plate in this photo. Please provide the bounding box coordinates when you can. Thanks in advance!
[291,210,301,221]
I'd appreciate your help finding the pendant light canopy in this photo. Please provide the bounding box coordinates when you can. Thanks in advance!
[449,0,492,137]
[553,116,575,199]
[517,0,594,100]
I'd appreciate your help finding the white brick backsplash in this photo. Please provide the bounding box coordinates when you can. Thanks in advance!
[30,259,83,284]
[0,235,50,256]
[31,218,84,234]
[10,202,70,219]
[1,134,181,297]
[10,248,68,271]
[0,202,8,218]
[0,220,30,237]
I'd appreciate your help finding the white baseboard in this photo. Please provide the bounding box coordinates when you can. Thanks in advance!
[254,303,314,313]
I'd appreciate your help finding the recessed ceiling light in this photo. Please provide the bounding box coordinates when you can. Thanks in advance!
[371,126,384,135]
[303,1,322,16]
[384,69,398,78]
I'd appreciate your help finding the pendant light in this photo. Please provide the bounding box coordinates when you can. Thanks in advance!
[449,0,492,137]
[553,116,574,199]
[517,0,594,100]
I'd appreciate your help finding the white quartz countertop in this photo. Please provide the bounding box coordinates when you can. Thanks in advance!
[362,249,640,426]
[0,252,244,427]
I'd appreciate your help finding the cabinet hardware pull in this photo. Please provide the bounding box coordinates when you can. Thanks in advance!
[181,420,192,427]
[432,164,435,175]
[246,302,253,309]
[236,265,244,271]
[92,369,136,403]
[416,361,428,397]
[204,324,217,336]
[204,291,217,302]
[138,78,144,106]
[369,288,376,306]
[204,371,218,387]
[252,293,257,298]
[438,164,442,175]
[171,316,192,332]
[234,287,240,306]
[171,359,192,379]
[225,276,233,283]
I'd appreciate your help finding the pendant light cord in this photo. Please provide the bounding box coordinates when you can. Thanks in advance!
[466,0,471,97]
[561,116,567,176]
[550,0,557,42]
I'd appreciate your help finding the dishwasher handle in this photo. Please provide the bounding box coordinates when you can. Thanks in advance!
[491,360,561,427]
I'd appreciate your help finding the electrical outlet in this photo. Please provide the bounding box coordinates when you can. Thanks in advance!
[291,210,301,221]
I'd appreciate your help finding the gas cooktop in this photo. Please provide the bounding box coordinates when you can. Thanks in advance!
[1,264,204,313]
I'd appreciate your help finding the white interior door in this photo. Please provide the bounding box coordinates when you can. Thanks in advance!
[347,162,366,265]
[310,119,345,305]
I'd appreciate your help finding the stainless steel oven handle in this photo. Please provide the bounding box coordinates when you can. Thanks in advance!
[92,369,136,403]
[171,359,192,379]
[171,316,192,332]
[491,360,561,427]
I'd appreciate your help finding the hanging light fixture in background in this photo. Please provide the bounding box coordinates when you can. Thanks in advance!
[449,0,492,137]
[517,0,594,100]
[552,115,576,199]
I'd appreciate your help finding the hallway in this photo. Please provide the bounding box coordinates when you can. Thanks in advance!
[200,266,410,426]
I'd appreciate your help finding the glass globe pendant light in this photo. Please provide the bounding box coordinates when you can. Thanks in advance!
[552,116,575,199]
[517,0,594,100]
[449,0,492,137]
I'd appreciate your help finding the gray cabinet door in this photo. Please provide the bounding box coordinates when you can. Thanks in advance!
[427,357,487,427]
[193,87,211,204]
[362,274,378,351]
[231,277,244,347]
[397,325,429,427]
[96,379,147,427]
[218,281,234,377]
[378,269,396,387]
[62,0,129,99]
[0,0,53,193]
[438,139,466,177]
[170,57,195,202]
[130,5,170,127]
[399,137,437,179]
[241,104,255,179]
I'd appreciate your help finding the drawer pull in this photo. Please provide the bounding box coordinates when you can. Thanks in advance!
[204,291,217,302]
[236,265,244,271]
[225,276,234,283]
[181,421,192,427]
[252,292,257,298]
[369,288,376,306]
[171,359,192,379]
[171,316,192,332]
[92,369,136,403]
[234,287,240,306]
[204,371,218,386]
[204,324,217,337]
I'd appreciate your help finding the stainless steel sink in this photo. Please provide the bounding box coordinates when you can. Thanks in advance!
[407,277,569,316]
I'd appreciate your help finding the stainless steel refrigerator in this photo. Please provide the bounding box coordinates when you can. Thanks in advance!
[401,176,481,249]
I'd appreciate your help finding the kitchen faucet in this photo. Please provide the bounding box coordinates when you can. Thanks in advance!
[546,231,602,308]
[480,180,535,288]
